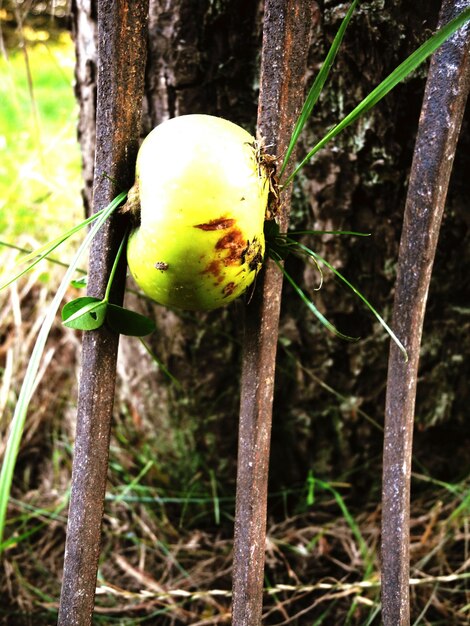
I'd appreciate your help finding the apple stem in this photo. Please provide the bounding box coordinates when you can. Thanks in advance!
[120,180,140,220]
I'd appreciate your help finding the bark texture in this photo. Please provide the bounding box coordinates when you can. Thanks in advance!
[71,0,97,215]
[71,0,470,507]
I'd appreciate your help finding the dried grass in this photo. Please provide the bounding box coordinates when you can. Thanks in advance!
[0,255,469,625]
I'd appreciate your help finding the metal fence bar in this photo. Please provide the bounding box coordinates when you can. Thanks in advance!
[57,2,149,624]
[231,2,314,624]
[381,2,470,624]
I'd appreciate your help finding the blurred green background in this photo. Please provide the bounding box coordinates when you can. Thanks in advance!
[0,23,82,244]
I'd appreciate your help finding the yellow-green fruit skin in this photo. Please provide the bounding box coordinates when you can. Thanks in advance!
[127,114,269,311]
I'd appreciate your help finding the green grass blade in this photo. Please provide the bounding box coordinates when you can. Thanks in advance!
[316,477,374,578]
[103,230,128,302]
[11,211,103,266]
[306,469,315,506]
[0,210,104,291]
[283,7,470,185]
[111,460,154,506]
[0,240,87,275]
[449,484,470,522]
[292,239,408,359]
[280,0,358,178]
[271,255,359,341]
[363,604,382,626]
[0,495,69,552]
[209,469,220,525]
[0,191,127,550]
[311,600,340,626]
[139,338,183,388]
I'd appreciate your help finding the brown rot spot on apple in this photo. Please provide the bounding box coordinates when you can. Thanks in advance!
[203,259,222,278]
[216,228,246,266]
[240,240,250,265]
[241,237,263,271]
[194,217,236,231]
[249,250,263,272]
[223,282,236,297]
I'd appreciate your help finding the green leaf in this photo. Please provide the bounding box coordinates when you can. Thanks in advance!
[62,296,101,319]
[283,6,470,185]
[62,297,108,331]
[71,276,88,289]
[106,304,156,336]
[280,0,358,178]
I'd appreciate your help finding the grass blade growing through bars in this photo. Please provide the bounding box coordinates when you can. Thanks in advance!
[314,476,374,578]
[0,191,127,550]
[0,210,106,291]
[291,239,407,359]
[279,0,358,178]
[139,338,182,388]
[0,241,87,276]
[282,7,470,185]
[271,254,359,341]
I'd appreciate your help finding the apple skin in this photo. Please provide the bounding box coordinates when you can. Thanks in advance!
[126,114,269,311]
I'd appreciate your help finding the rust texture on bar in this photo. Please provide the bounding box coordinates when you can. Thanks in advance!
[57,2,149,625]
[231,1,315,625]
[381,2,470,625]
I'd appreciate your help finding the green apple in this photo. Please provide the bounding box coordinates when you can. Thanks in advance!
[126,114,269,310]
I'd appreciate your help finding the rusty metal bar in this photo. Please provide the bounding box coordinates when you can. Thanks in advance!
[231,2,314,624]
[381,2,470,624]
[57,2,149,624]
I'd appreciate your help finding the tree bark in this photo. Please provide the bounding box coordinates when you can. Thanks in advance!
[71,0,98,215]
